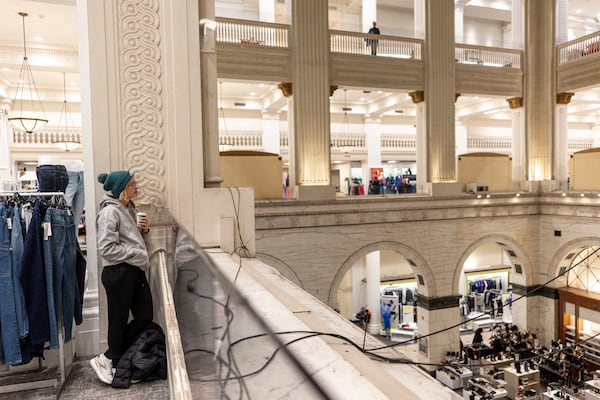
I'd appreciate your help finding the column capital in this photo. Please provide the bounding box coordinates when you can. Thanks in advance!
[364,115,381,124]
[261,110,281,120]
[329,85,338,97]
[409,90,425,104]
[506,97,523,109]
[278,82,293,97]
[556,92,574,105]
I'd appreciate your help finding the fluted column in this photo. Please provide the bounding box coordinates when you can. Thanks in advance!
[262,111,281,155]
[200,0,222,187]
[555,93,573,190]
[525,0,555,183]
[508,97,526,190]
[291,0,335,200]
[425,0,460,195]
[412,92,427,194]
[414,0,425,39]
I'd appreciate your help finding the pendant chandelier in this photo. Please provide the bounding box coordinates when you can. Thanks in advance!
[53,72,81,152]
[338,89,353,157]
[8,12,48,134]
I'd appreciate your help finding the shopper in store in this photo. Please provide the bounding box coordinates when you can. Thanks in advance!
[365,21,380,55]
[381,302,392,339]
[90,170,152,385]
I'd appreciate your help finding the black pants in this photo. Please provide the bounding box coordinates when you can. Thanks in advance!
[102,263,153,364]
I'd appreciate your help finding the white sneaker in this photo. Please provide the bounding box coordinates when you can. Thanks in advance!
[90,353,113,385]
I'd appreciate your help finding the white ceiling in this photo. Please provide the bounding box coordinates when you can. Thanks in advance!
[1,0,600,125]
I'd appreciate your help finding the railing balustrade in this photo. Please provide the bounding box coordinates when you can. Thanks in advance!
[12,128,82,147]
[330,30,423,59]
[216,17,289,48]
[455,44,521,68]
[558,31,600,64]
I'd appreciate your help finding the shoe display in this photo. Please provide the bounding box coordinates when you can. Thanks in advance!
[90,353,114,385]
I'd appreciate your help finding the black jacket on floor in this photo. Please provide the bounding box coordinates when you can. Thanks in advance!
[112,322,168,388]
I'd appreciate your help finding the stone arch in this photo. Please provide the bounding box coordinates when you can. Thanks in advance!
[548,237,600,289]
[327,240,435,308]
[256,252,304,288]
[452,234,534,294]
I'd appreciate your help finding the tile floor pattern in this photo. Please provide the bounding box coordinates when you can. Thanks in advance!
[1,358,168,400]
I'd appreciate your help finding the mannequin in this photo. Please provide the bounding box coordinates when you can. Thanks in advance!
[36,155,69,192]
[63,159,85,235]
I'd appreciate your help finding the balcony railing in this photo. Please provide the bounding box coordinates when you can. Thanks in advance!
[330,30,423,59]
[12,127,82,147]
[455,44,522,68]
[216,17,289,48]
[558,31,600,64]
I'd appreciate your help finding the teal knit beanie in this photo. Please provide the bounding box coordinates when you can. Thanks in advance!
[97,170,132,198]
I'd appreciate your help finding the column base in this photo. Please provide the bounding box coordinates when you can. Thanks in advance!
[426,182,462,196]
[295,185,336,201]
[367,322,381,335]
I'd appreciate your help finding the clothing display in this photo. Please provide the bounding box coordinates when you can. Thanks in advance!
[0,193,86,366]
[64,169,85,235]
[36,164,69,193]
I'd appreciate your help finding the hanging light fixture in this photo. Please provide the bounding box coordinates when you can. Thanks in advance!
[338,89,353,157]
[8,12,48,133]
[53,72,81,152]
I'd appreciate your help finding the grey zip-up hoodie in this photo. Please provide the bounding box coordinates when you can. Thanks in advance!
[96,195,150,271]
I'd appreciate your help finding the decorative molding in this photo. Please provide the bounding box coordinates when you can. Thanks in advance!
[278,82,293,97]
[416,294,461,310]
[556,92,575,105]
[455,93,461,102]
[512,283,558,299]
[118,0,165,208]
[409,90,424,103]
[329,85,338,97]
[506,97,523,109]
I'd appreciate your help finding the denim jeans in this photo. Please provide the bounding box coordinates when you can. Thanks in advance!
[43,207,78,346]
[0,203,22,365]
[37,164,69,193]
[11,205,29,339]
[20,201,50,349]
[64,171,84,235]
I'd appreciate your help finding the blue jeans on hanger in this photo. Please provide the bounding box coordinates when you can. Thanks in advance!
[0,203,22,365]
[11,205,29,340]
[64,171,84,235]
[20,201,50,349]
[43,207,78,345]
[37,164,69,192]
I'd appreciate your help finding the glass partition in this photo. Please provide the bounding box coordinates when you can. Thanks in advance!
[149,213,331,399]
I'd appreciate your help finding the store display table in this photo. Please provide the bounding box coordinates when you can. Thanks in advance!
[436,365,473,389]
[502,366,539,400]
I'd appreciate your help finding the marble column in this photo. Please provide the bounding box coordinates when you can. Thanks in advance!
[416,296,461,371]
[262,111,281,155]
[454,6,464,43]
[414,0,425,39]
[556,0,569,44]
[77,0,204,356]
[555,93,573,191]
[200,0,222,187]
[508,97,525,190]
[365,116,382,171]
[413,93,427,194]
[352,259,365,320]
[0,109,11,182]
[425,0,460,195]
[362,0,377,33]
[455,121,467,163]
[291,0,335,200]
[524,0,555,183]
[512,0,524,49]
[279,83,296,195]
[366,251,381,335]
[259,0,275,23]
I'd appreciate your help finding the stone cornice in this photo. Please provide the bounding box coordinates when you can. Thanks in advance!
[255,193,600,230]
[416,294,461,310]
[512,283,558,299]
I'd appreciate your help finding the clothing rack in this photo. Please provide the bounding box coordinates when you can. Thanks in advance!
[0,191,71,396]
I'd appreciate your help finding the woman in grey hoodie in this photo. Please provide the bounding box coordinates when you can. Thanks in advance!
[90,170,152,385]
